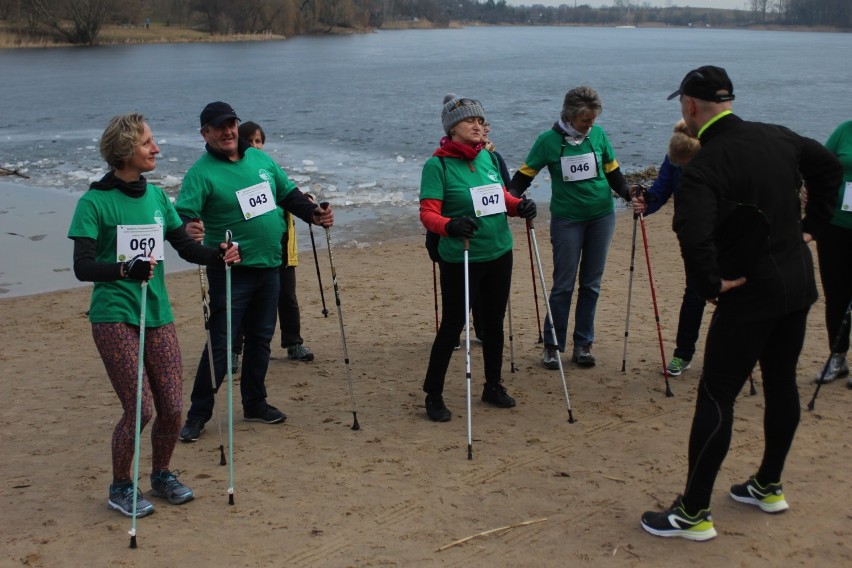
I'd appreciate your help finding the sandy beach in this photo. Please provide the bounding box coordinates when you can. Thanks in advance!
[1,200,850,567]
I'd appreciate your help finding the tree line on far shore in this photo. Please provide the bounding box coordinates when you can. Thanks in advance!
[1,0,849,46]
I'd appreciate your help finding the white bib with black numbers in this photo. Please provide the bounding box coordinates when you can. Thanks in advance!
[116,224,163,261]
[470,183,506,217]
[236,181,276,220]
[561,152,596,182]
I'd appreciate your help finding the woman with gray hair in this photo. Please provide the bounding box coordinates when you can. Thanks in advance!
[510,86,631,370]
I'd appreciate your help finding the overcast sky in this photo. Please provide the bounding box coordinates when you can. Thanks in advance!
[507,0,752,10]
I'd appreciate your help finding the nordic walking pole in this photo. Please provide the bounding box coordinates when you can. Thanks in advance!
[464,238,473,459]
[433,262,439,333]
[639,213,673,397]
[525,223,544,344]
[198,265,226,465]
[507,294,516,373]
[129,248,152,549]
[225,230,235,505]
[527,217,575,423]
[308,222,329,318]
[192,218,227,466]
[321,202,360,431]
[622,212,639,373]
[808,298,852,410]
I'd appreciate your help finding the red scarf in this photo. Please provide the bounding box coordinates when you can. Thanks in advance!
[432,136,483,161]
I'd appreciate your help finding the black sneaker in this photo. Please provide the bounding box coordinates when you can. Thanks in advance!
[425,393,451,422]
[730,476,789,513]
[108,483,155,518]
[179,417,205,443]
[481,382,516,408]
[244,403,287,424]
[640,495,717,541]
[150,469,194,505]
[572,344,596,367]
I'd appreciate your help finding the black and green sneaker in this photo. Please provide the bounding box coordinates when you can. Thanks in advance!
[730,476,789,513]
[641,495,717,541]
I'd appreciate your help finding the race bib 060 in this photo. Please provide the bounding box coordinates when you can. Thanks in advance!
[116,224,163,261]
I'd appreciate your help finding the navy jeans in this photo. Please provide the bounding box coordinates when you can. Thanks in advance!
[186,265,280,422]
[544,211,616,351]
[673,284,707,361]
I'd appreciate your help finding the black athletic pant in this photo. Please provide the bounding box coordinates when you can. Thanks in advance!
[816,223,852,354]
[682,306,809,513]
[423,251,512,395]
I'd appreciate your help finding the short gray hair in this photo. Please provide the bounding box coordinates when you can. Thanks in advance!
[100,113,146,170]
[560,86,602,124]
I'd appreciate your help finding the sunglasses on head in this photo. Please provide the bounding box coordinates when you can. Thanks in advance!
[453,98,481,109]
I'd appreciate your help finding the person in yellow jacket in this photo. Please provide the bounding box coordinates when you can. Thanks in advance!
[231,121,314,372]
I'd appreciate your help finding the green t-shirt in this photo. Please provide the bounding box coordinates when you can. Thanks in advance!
[176,148,297,268]
[420,151,513,263]
[67,184,182,327]
[825,120,852,230]
[520,125,618,221]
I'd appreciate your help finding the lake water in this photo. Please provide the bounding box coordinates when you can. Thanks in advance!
[1,26,851,295]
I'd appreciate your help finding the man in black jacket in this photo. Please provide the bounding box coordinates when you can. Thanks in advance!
[640,66,842,541]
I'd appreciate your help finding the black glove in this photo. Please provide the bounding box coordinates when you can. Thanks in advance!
[517,198,537,219]
[123,255,151,281]
[445,217,478,239]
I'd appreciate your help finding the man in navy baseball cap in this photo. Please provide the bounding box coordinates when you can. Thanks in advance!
[199,101,240,128]
[667,65,735,103]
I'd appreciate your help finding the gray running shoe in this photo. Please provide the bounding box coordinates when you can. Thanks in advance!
[572,344,596,367]
[541,346,559,370]
[287,344,315,362]
[814,352,849,384]
[108,483,154,518]
[150,470,194,505]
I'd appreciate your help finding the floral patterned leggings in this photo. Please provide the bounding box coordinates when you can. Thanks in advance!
[92,322,183,484]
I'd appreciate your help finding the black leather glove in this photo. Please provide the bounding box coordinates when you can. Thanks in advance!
[123,255,151,281]
[517,198,537,219]
[445,217,478,239]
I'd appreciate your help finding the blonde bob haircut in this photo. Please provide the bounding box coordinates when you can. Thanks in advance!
[668,119,701,167]
[100,112,147,170]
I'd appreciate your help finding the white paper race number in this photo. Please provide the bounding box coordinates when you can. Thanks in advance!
[116,224,163,261]
[561,152,597,182]
[470,183,506,217]
[236,181,276,220]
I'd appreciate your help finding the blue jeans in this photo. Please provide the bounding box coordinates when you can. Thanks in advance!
[186,265,280,422]
[673,284,707,361]
[544,211,616,351]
